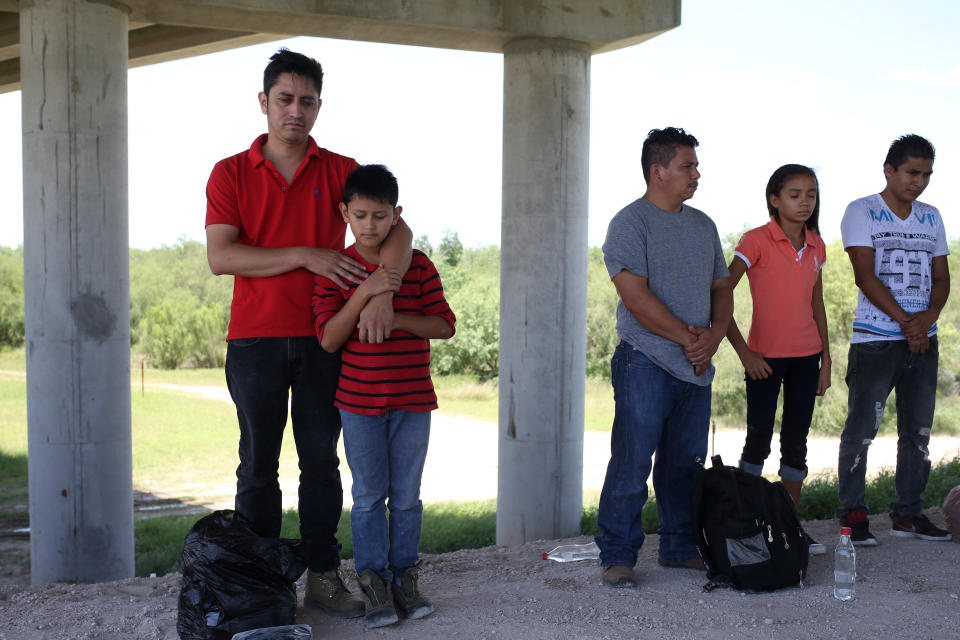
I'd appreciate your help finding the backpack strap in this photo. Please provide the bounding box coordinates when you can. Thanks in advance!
[691,460,714,577]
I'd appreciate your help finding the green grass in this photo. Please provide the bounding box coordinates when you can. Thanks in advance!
[434,374,616,431]
[799,455,960,521]
[133,456,960,577]
[134,363,228,387]
[0,346,26,372]
[433,375,498,422]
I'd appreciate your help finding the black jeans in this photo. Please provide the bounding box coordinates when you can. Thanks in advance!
[226,336,344,571]
[837,338,938,520]
[740,353,821,481]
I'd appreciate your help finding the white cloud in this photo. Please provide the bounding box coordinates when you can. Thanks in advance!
[885,64,960,86]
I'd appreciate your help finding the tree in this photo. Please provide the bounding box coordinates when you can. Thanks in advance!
[413,234,434,257]
[437,229,463,267]
[0,247,25,348]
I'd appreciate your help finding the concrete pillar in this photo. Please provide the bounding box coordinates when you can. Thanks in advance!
[20,0,133,584]
[497,38,589,545]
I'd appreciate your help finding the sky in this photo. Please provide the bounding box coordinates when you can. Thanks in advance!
[2,0,960,250]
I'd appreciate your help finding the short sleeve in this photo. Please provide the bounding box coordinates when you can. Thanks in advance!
[711,226,730,280]
[602,209,647,280]
[205,160,240,228]
[934,211,950,257]
[840,200,872,249]
[733,229,761,269]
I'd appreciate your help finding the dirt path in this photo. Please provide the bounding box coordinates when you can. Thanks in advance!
[1,511,958,640]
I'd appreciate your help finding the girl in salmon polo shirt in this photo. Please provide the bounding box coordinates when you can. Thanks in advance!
[725,164,831,555]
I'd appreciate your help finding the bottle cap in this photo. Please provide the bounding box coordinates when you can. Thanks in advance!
[840,526,852,535]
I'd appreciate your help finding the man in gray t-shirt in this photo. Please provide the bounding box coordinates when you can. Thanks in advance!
[595,127,732,588]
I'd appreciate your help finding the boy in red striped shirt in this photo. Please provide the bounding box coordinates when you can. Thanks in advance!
[312,164,455,629]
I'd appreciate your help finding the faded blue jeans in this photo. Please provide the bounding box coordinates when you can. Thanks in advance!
[596,342,711,566]
[837,338,938,521]
[341,408,431,581]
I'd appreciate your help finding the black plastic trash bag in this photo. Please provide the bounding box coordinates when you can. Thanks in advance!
[176,510,310,640]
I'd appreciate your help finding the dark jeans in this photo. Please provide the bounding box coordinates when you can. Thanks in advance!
[740,353,821,482]
[225,336,344,571]
[837,338,938,521]
[596,342,711,566]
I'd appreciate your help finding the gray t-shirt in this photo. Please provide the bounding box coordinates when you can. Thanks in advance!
[602,197,729,385]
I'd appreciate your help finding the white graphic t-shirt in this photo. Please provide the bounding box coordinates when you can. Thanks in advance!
[840,193,949,343]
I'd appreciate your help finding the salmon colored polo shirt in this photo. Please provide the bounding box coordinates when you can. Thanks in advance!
[205,134,359,340]
[733,220,826,358]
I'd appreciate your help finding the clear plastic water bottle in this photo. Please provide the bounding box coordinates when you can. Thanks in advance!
[542,541,600,562]
[834,526,856,601]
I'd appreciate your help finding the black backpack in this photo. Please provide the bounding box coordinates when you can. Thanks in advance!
[691,455,809,591]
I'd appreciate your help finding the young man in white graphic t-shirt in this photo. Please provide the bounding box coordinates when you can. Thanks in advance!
[837,134,951,545]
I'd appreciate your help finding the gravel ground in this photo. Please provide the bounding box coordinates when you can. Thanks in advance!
[1,510,957,640]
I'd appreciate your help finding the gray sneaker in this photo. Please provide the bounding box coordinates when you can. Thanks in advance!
[357,569,400,629]
[304,568,365,619]
[393,561,435,620]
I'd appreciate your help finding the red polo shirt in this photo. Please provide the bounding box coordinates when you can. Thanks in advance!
[206,134,359,339]
[734,220,826,358]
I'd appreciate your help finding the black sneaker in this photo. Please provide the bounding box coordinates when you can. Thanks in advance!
[891,514,952,541]
[841,509,877,547]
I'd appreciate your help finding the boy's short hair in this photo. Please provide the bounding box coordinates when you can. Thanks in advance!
[263,48,324,97]
[343,164,399,207]
[640,127,699,184]
[884,134,935,169]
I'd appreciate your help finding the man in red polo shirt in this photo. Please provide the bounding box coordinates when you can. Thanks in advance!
[205,48,412,618]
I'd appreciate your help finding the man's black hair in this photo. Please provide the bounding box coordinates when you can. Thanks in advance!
[765,164,821,234]
[640,127,699,184]
[263,48,324,97]
[884,134,935,169]
[343,164,399,207]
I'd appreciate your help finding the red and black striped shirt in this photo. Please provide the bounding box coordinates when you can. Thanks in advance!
[312,247,456,415]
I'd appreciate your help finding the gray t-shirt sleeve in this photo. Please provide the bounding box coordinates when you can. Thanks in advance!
[603,210,647,280]
[710,221,730,280]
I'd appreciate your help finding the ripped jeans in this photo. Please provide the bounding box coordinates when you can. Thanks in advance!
[837,337,938,521]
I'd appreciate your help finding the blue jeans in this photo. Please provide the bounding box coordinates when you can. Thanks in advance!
[837,338,938,521]
[740,353,821,482]
[225,337,344,571]
[341,408,431,581]
[596,342,711,566]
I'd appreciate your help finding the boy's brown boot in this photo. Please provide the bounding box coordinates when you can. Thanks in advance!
[357,569,400,629]
[304,568,365,619]
[393,561,435,620]
[601,564,637,588]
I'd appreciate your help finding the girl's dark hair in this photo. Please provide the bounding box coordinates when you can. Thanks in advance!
[765,164,820,234]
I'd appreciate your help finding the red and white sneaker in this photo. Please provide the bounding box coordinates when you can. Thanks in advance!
[891,514,951,541]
